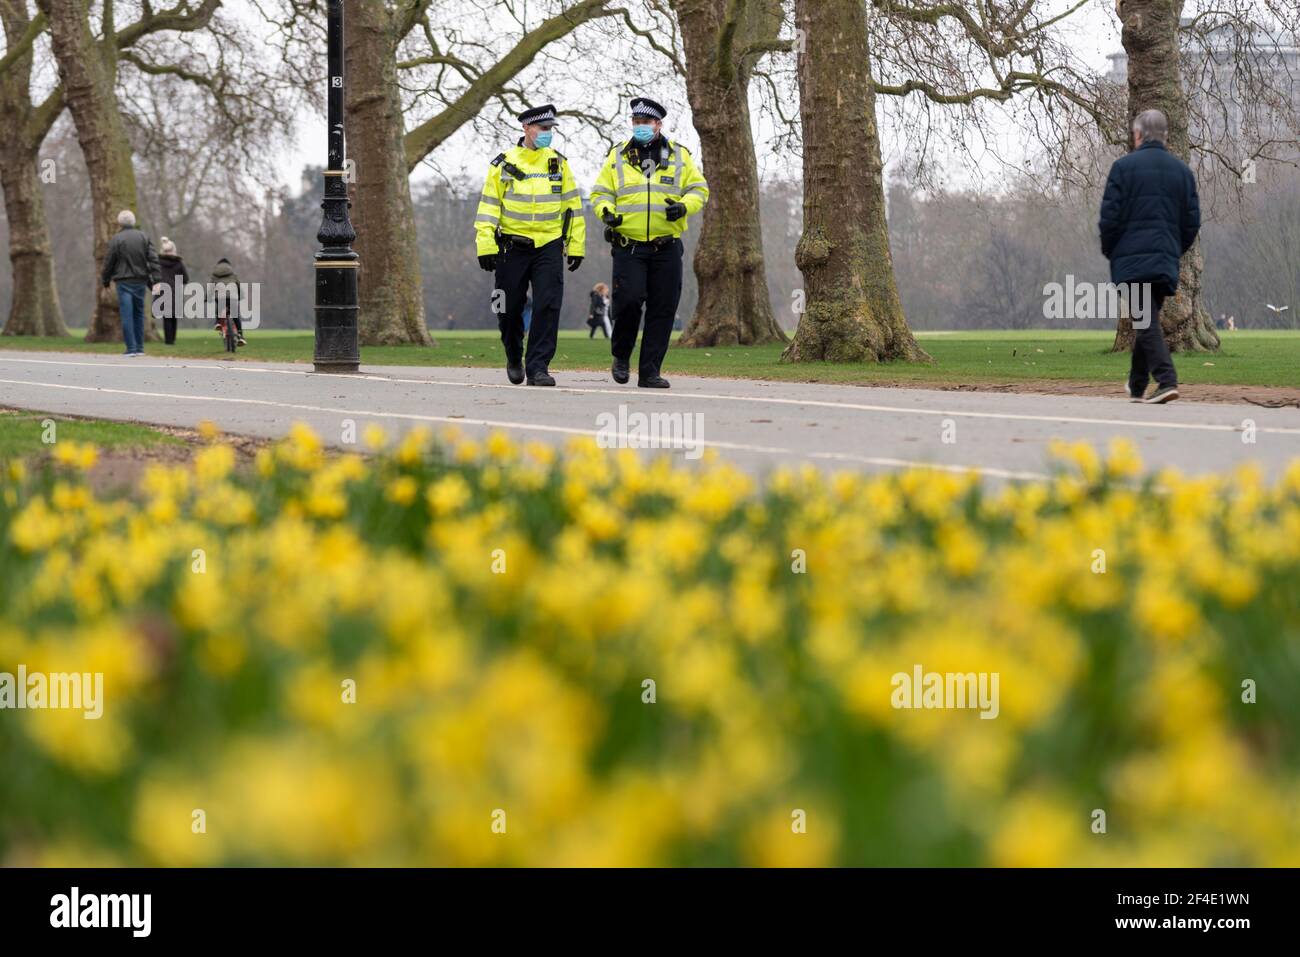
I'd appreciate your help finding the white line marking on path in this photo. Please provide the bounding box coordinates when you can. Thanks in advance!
[3,354,1295,437]
[0,376,1050,482]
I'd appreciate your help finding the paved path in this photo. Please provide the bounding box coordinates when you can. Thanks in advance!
[1,350,1297,480]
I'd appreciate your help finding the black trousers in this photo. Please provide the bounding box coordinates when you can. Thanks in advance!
[162,314,178,344]
[494,238,563,378]
[1128,283,1176,394]
[611,239,683,379]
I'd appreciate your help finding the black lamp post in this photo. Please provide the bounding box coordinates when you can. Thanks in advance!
[313,0,360,373]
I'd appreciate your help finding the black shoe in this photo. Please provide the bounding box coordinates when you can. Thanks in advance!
[638,375,670,389]
[1143,385,1180,404]
[611,359,630,384]
[506,360,525,385]
[527,372,556,387]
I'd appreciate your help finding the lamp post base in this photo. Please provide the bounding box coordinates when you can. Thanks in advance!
[311,362,362,374]
[313,256,360,373]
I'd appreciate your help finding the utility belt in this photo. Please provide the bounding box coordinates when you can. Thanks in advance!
[498,233,565,253]
[496,231,535,252]
[607,231,679,252]
[497,211,572,253]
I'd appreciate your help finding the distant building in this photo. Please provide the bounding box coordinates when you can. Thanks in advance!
[1106,19,1299,149]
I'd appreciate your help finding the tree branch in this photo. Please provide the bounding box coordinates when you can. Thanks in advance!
[403,0,617,170]
[0,8,45,76]
[114,0,222,50]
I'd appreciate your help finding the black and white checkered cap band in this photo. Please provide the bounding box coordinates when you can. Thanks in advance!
[520,108,557,124]
[632,103,665,120]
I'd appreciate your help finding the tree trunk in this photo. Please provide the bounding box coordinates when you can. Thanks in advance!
[783,0,927,363]
[1112,0,1219,353]
[0,0,66,336]
[343,0,431,346]
[673,0,786,347]
[37,0,149,343]
[340,0,620,346]
[0,148,66,336]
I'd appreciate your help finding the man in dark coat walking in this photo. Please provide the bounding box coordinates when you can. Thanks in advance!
[100,209,161,356]
[1099,108,1201,404]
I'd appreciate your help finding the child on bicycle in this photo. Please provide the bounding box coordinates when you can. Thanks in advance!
[208,257,245,346]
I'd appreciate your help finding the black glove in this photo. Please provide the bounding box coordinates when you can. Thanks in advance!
[665,201,687,222]
[478,254,497,272]
[601,210,623,228]
[567,256,584,272]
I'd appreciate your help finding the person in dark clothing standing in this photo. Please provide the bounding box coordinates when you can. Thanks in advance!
[100,210,161,356]
[587,282,610,338]
[156,237,190,345]
[1098,108,1201,404]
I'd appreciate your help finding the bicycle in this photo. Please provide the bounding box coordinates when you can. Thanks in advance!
[216,312,237,354]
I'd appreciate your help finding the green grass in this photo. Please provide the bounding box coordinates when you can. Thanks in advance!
[0,410,185,460]
[4,328,1298,388]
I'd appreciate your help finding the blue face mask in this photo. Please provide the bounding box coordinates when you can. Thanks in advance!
[632,124,656,145]
[534,131,554,149]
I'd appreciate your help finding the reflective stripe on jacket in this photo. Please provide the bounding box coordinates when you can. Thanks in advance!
[475,143,587,257]
[589,138,709,242]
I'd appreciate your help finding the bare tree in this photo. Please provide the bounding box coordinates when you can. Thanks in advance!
[334,0,628,346]
[35,0,221,342]
[341,0,431,346]
[672,0,788,347]
[0,2,65,335]
[1112,0,1300,353]
[783,0,927,362]
[779,0,1120,361]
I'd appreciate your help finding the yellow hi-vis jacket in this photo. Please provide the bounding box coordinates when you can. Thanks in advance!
[589,138,709,243]
[474,142,586,257]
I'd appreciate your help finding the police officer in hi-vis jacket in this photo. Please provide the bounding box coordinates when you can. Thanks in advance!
[589,97,709,389]
[475,104,586,386]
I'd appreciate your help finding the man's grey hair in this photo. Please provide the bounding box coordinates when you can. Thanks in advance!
[117,209,136,227]
[1133,109,1168,144]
